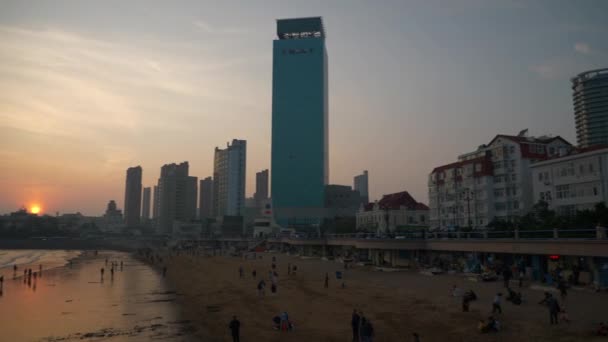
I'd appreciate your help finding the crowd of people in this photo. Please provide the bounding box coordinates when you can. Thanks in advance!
[142,244,606,340]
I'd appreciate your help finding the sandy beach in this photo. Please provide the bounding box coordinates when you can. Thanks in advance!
[164,252,608,342]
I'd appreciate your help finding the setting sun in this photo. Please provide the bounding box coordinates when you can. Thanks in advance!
[30,205,41,214]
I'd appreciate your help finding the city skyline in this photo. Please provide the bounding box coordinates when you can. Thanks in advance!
[2,1,608,215]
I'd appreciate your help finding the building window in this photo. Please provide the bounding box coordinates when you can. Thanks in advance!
[475,163,481,172]
[510,146,515,154]
[538,172,543,181]
[513,201,519,209]
[556,185,570,199]
[511,173,517,181]
[590,163,595,173]
[495,203,506,211]
[594,187,599,196]
[540,192,545,201]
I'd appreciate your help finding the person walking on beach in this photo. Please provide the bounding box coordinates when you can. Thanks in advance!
[360,319,374,342]
[239,266,244,279]
[492,293,503,314]
[351,309,360,341]
[288,263,291,275]
[548,296,560,325]
[257,279,266,297]
[110,267,114,280]
[229,315,241,342]
[100,267,105,280]
[502,266,512,288]
[325,273,329,288]
[412,332,421,342]
[163,266,167,277]
[105,258,108,266]
[13,264,17,278]
[120,261,123,271]
[252,270,257,279]
[558,279,568,301]
[39,264,42,275]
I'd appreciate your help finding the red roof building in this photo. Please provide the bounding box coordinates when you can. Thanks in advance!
[357,191,429,232]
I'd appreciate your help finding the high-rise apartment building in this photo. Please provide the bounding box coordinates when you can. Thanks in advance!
[572,68,608,148]
[213,140,246,217]
[124,166,142,227]
[142,187,151,220]
[155,162,198,234]
[271,17,328,228]
[199,177,214,219]
[428,131,572,230]
[254,169,269,206]
[152,185,159,219]
[354,170,369,204]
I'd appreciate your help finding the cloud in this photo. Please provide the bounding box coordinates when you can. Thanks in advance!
[574,42,591,55]
[193,20,246,34]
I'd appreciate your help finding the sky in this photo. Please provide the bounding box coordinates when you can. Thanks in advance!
[1,0,607,216]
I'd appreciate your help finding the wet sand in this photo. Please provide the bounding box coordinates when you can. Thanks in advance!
[165,252,608,342]
[0,250,193,341]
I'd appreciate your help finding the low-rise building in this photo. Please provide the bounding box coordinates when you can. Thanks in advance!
[428,131,573,230]
[356,191,429,233]
[531,146,608,215]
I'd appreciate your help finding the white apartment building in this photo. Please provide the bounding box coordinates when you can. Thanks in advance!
[213,139,247,217]
[532,146,608,215]
[428,131,572,230]
[356,191,429,233]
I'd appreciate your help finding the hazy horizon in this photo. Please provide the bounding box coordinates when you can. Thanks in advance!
[1,0,607,216]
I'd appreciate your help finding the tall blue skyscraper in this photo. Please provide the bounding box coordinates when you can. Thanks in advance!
[271,17,328,229]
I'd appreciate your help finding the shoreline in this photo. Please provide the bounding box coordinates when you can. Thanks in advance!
[0,249,192,341]
[152,249,608,341]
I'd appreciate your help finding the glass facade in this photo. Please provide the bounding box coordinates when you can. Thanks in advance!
[271,17,328,228]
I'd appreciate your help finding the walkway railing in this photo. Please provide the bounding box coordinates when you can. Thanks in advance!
[271,227,605,242]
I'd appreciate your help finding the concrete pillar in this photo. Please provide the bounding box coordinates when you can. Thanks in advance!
[514,229,519,240]
[553,228,559,239]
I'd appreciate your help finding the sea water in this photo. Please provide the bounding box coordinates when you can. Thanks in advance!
[0,250,193,341]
